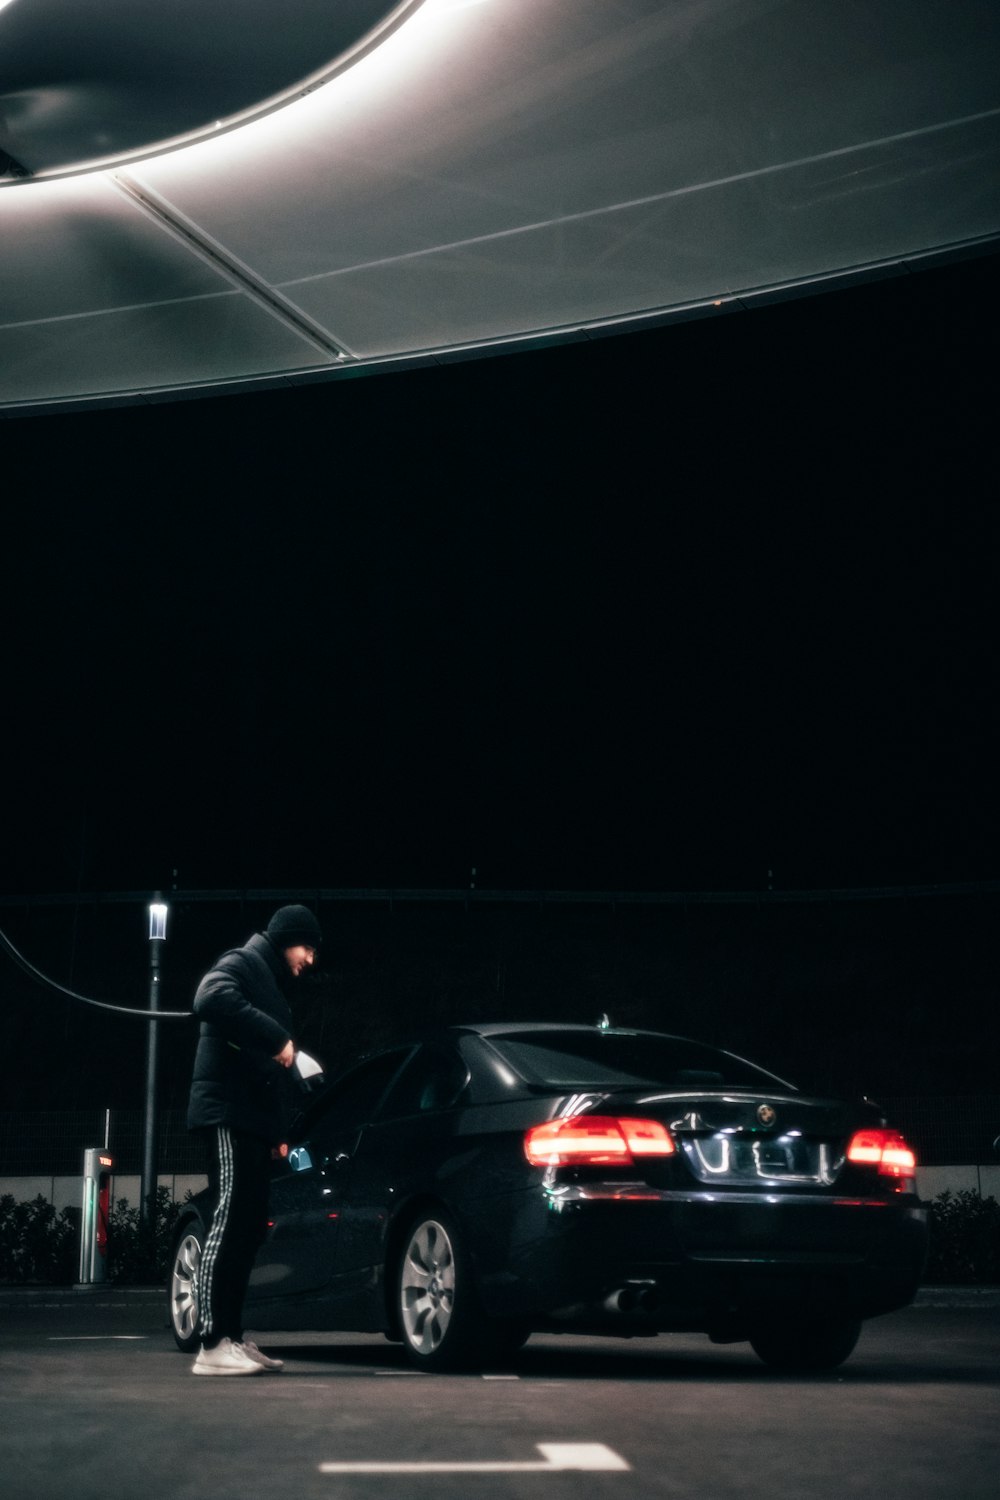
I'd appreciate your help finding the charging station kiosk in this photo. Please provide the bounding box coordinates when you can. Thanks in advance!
[77,1147,114,1286]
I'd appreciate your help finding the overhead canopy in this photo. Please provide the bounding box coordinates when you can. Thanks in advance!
[1,0,998,413]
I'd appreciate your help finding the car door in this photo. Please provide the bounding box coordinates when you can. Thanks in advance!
[334,1042,473,1275]
[248,1047,413,1301]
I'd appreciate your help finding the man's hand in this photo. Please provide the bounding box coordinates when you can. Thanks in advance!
[273,1039,296,1068]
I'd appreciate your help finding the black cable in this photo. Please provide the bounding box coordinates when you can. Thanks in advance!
[0,924,191,1020]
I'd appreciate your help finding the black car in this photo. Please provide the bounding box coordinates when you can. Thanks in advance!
[168,1022,928,1372]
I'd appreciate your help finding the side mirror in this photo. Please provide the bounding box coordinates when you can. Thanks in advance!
[288,1145,314,1173]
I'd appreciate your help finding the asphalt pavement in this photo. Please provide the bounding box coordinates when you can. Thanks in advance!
[1,1286,998,1500]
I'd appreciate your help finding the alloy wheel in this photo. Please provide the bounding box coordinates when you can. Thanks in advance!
[400,1218,456,1357]
[169,1229,203,1348]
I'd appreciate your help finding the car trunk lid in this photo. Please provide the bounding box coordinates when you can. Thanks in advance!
[589,1089,879,1189]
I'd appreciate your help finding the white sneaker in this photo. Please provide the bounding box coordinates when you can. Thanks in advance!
[241,1340,284,1372]
[192,1338,265,1376]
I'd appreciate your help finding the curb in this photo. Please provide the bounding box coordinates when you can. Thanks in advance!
[0,1284,165,1303]
[914,1285,1000,1307]
[2,1284,998,1306]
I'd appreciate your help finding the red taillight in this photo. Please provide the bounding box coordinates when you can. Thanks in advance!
[524,1115,675,1167]
[846,1128,917,1177]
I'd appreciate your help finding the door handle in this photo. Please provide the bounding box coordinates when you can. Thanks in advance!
[320,1152,351,1175]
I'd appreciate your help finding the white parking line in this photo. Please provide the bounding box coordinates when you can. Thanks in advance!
[319,1443,630,1474]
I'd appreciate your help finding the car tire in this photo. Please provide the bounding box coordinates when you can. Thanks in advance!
[749,1316,862,1372]
[397,1210,500,1371]
[168,1219,205,1353]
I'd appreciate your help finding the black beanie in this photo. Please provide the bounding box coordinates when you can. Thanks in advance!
[265,904,323,950]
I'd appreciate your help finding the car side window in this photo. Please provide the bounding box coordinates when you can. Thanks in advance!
[306,1048,413,1139]
[377,1045,469,1121]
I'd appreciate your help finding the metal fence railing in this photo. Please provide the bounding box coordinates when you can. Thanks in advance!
[1,1098,998,1178]
[0,1110,205,1178]
[876,1097,1000,1169]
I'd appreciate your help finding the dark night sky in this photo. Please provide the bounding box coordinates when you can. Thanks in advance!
[3,249,998,901]
[2,249,998,1116]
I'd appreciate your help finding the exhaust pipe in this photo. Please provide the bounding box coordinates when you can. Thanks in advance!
[603,1282,659,1314]
[604,1286,638,1312]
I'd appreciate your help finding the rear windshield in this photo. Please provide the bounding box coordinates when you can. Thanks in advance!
[486,1031,791,1091]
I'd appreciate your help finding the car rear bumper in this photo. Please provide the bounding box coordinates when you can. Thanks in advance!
[472,1185,928,1331]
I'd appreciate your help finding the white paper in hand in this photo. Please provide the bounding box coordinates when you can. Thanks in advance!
[293,1050,325,1091]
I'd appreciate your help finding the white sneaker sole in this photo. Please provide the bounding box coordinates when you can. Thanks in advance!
[192,1361,264,1376]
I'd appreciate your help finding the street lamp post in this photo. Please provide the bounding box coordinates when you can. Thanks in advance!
[140,896,168,1255]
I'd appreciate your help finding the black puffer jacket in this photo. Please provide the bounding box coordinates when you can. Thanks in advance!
[186,932,295,1143]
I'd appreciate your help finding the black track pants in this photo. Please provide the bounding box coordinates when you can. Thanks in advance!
[197,1126,271,1345]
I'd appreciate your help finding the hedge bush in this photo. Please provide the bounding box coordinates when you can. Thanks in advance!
[0,1187,188,1285]
[0,1194,78,1284]
[106,1187,186,1284]
[925,1189,1000,1284]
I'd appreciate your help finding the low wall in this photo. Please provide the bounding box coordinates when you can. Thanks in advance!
[0,1174,208,1213]
[917,1165,1000,1200]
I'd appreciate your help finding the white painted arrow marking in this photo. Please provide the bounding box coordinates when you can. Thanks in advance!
[319,1443,630,1474]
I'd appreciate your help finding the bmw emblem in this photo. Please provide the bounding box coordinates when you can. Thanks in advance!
[756,1104,777,1127]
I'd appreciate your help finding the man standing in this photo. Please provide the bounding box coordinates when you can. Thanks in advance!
[186,903,322,1375]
